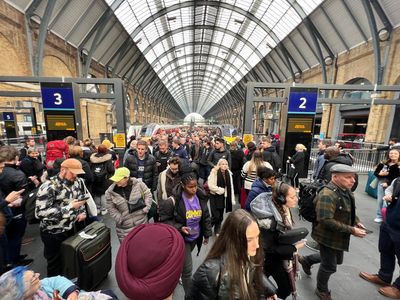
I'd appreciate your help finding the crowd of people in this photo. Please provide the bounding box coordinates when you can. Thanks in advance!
[0,131,399,300]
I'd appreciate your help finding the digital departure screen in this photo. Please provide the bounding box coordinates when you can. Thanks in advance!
[287,117,313,133]
[46,114,76,131]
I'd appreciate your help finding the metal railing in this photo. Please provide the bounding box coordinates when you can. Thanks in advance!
[308,148,387,174]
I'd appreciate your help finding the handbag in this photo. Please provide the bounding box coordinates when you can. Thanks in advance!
[79,179,97,217]
[369,177,378,189]
[128,186,146,214]
[278,227,309,245]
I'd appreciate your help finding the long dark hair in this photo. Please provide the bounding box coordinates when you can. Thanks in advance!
[206,209,264,300]
[272,182,294,226]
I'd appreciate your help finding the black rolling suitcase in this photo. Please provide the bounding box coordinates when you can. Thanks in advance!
[61,221,111,290]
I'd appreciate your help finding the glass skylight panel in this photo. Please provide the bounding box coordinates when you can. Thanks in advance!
[297,0,323,14]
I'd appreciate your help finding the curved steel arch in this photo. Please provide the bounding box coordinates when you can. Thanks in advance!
[167,72,233,96]
[173,84,225,101]
[130,1,280,45]
[169,80,229,96]
[142,25,263,58]
[150,41,252,71]
[164,63,235,91]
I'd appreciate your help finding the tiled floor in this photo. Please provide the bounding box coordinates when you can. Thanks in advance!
[23,175,393,299]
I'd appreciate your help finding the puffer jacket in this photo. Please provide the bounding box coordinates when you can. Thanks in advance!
[208,148,232,168]
[124,152,158,192]
[245,178,272,211]
[105,178,152,242]
[189,256,277,300]
[250,192,297,260]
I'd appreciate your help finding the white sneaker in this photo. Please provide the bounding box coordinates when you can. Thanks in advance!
[374,217,383,223]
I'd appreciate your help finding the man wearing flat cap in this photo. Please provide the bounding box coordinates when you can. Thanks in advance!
[35,158,87,276]
[312,164,366,300]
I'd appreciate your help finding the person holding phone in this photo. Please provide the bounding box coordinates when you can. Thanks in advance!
[159,171,212,297]
[35,158,87,276]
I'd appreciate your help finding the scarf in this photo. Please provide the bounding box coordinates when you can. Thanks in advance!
[217,169,232,212]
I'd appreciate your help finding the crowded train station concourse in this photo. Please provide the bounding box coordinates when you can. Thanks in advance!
[0,0,400,299]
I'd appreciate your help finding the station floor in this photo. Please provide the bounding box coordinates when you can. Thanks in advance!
[23,175,395,300]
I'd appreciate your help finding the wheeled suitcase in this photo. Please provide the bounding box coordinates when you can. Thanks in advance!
[61,221,111,290]
[365,171,378,199]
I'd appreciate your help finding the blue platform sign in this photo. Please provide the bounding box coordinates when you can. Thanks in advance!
[2,112,15,121]
[40,83,75,111]
[288,87,318,114]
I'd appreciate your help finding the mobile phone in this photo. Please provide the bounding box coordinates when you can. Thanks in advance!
[364,228,373,234]
[77,195,89,201]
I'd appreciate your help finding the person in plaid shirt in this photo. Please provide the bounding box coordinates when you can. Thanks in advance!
[312,164,366,300]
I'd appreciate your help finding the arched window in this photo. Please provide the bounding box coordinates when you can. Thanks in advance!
[342,77,372,100]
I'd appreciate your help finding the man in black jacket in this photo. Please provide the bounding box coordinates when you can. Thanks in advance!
[0,146,37,268]
[261,136,282,172]
[208,138,231,168]
[124,140,158,192]
[153,139,172,174]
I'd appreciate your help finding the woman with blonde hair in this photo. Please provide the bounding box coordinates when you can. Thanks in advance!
[241,150,273,194]
[208,159,235,235]
[288,144,307,189]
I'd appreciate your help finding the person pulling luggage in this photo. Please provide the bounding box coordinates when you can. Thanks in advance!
[35,159,87,276]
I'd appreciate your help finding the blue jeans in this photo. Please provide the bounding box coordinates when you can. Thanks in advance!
[376,179,387,219]
[378,226,400,289]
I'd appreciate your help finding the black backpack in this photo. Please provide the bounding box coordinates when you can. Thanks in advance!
[263,151,282,172]
[298,181,325,222]
[91,162,108,183]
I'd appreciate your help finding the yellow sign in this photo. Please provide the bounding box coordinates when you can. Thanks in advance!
[113,133,126,148]
[243,134,253,145]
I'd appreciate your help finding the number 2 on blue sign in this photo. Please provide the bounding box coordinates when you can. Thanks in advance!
[299,97,307,109]
[54,93,63,105]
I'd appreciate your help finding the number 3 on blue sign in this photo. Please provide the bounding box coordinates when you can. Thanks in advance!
[299,97,306,109]
[54,93,63,105]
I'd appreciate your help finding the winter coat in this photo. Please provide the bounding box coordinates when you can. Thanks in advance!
[262,146,282,172]
[19,156,44,179]
[230,149,245,172]
[384,177,400,241]
[89,153,114,196]
[207,167,235,211]
[199,146,212,166]
[159,185,212,252]
[250,192,297,261]
[171,145,189,165]
[312,182,360,251]
[45,140,69,168]
[373,162,399,185]
[313,150,326,179]
[124,152,158,192]
[156,168,181,201]
[72,156,93,188]
[245,178,272,211]
[189,256,277,300]
[289,151,305,176]
[153,149,172,173]
[208,148,232,168]
[105,178,152,242]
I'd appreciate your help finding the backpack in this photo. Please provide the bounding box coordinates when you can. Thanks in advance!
[263,150,282,172]
[23,187,40,224]
[91,162,108,184]
[298,181,325,222]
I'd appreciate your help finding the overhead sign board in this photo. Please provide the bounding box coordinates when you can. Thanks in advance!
[288,87,318,114]
[2,112,14,121]
[40,82,75,111]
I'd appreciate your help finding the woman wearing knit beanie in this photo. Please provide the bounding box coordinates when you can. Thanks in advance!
[115,223,186,300]
[189,209,278,300]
